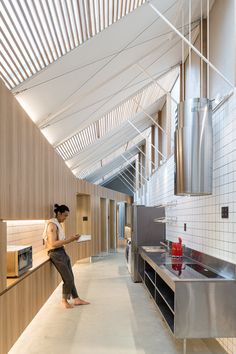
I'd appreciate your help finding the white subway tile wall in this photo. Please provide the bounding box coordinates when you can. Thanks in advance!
[136,91,236,354]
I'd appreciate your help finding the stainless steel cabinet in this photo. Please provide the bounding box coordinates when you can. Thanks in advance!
[138,253,236,339]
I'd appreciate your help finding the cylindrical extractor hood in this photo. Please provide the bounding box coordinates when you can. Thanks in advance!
[174,98,213,196]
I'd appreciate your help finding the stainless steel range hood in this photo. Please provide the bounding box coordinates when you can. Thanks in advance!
[174,98,213,196]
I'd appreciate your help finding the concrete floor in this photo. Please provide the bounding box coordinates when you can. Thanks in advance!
[9,251,227,354]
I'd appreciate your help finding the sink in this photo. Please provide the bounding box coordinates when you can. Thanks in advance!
[142,246,166,253]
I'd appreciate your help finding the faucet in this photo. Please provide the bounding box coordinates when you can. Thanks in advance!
[160,241,170,252]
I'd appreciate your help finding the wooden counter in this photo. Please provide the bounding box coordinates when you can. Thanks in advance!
[5,250,49,291]
[0,251,61,354]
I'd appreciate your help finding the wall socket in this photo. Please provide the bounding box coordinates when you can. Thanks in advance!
[184,223,187,231]
[221,206,229,218]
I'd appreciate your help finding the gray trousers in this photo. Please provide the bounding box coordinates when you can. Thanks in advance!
[48,247,79,300]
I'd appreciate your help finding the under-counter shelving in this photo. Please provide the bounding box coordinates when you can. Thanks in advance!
[138,256,175,334]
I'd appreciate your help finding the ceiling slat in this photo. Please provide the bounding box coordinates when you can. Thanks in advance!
[2,1,36,74]
[76,0,85,43]
[69,0,79,45]
[17,0,47,67]
[0,51,20,86]
[1,40,24,82]
[1,12,32,77]
[1,30,29,80]
[24,0,51,64]
[31,0,55,62]
[39,0,59,59]
[64,0,76,48]
[45,0,63,57]
[10,1,41,70]
[58,0,72,51]
[51,0,67,54]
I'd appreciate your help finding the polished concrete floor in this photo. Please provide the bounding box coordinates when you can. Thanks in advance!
[9,250,227,354]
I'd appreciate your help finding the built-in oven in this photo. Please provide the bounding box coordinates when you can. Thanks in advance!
[7,245,33,277]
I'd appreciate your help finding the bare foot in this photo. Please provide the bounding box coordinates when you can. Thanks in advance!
[73,297,90,306]
[62,300,74,309]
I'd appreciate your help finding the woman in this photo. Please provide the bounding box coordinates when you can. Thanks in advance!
[44,204,90,309]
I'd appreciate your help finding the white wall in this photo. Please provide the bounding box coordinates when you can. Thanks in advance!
[209,0,235,99]
[139,87,236,354]
[135,2,236,352]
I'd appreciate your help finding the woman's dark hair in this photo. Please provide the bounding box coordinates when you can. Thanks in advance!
[54,204,70,215]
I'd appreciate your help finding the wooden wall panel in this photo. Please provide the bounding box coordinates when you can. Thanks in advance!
[100,198,107,252]
[0,81,79,222]
[0,261,61,354]
[0,80,132,354]
[0,222,7,293]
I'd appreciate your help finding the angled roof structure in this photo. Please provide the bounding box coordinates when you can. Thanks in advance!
[0,0,214,185]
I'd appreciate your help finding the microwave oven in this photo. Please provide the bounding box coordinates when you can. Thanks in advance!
[7,245,33,277]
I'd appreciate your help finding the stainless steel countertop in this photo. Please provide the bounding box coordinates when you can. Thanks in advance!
[139,246,236,292]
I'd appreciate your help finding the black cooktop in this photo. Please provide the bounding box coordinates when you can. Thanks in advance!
[163,263,224,279]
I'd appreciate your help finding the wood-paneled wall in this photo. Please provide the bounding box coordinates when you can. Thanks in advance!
[0,80,77,221]
[0,80,131,354]
[0,222,7,293]
[0,261,61,354]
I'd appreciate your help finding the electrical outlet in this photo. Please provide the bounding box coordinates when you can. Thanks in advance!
[221,206,229,218]
[184,223,187,231]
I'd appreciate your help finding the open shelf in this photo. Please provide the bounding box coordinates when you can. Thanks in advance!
[145,261,155,284]
[139,254,175,336]
[155,292,174,333]
[156,272,175,312]
[144,274,155,298]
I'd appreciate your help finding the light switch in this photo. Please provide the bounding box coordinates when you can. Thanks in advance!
[221,206,229,218]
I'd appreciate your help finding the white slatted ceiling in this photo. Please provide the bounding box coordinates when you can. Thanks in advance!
[0,0,146,90]
[55,68,171,161]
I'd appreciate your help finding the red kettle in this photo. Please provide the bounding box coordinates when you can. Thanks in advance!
[172,237,183,257]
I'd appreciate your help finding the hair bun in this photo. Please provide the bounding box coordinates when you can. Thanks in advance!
[54,203,59,208]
